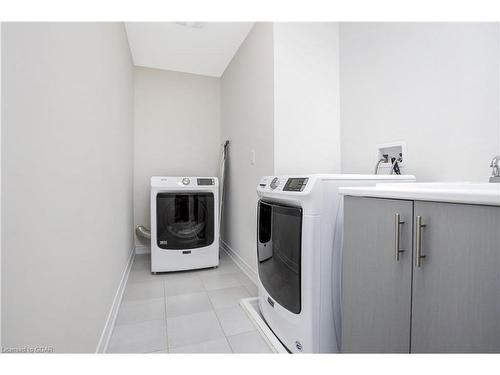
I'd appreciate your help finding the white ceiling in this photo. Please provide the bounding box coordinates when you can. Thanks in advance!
[125,22,254,77]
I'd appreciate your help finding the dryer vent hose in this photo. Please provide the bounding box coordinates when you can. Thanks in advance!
[135,225,151,240]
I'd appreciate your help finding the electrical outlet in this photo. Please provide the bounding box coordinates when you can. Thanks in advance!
[250,149,256,165]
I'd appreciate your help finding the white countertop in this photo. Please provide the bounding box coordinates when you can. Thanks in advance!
[339,182,500,206]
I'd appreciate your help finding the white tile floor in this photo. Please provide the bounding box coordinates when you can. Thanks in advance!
[107,250,272,353]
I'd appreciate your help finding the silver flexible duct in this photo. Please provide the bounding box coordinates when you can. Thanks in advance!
[135,225,151,240]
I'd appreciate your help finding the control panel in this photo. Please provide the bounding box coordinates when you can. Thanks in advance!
[258,176,309,192]
[283,178,309,192]
[151,176,218,188]
[177,177,216,186]
[197,178,215,186]
[270,177,280,190]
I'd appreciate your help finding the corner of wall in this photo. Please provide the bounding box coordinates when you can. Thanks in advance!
[273,22,342,174]
[0,21,3,347]
[337,22,344,173]
[498,22,500,154]
[272,22,278,175]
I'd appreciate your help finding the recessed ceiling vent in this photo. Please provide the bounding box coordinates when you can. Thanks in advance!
[175,22,206,29]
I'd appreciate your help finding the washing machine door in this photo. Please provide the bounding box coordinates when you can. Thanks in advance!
[257,200,302,314]
[156,192,214,250]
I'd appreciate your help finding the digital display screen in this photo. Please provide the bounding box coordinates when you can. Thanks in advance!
[197,178,214,186]
[288,179,303,189]
[283,178,308,192]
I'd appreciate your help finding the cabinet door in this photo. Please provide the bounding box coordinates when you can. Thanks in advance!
[341,197,413,353]
[411,202,500,353]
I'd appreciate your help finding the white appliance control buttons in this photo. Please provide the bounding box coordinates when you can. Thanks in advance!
[270,177,279,190]
[182,177,190,185]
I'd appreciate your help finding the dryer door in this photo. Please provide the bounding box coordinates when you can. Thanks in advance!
[257,200,302,314]
[156,192,214,250]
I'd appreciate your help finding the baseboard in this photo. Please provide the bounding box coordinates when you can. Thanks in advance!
[95,247,135,353]
[220,239,258,286]
[135,244,151,254]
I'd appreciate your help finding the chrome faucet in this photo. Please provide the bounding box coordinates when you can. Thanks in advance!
[490,155,500,183]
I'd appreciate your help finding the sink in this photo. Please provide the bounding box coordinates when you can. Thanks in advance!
[376,182,500,192]
[339,181,500,206]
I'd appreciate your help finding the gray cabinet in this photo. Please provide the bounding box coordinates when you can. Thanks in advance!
[342,197,413,353]
[411,201,500,353]
[341,197,500,353]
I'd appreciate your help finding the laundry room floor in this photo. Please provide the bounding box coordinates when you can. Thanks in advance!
[107,250,272,353]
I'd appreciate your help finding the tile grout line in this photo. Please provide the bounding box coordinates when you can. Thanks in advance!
[214,255,267,352]
[124,253,252,353]
[165,280,218,351]
[206,283,234,353]
[108,256,167,353]
[165,296,228,352]
[115,311,166,327]
[164,278,169,353]
[219,253,257,296]
[202,276,244,293]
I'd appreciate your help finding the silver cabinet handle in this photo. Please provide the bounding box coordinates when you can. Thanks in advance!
[394,213,405,261]
[416,215,427,267]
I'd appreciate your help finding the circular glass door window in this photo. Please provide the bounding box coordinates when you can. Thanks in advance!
[156,192,214,250]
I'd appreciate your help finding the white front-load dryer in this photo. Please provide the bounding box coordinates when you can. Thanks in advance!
[151,176,219,273]
[256,174,416,353]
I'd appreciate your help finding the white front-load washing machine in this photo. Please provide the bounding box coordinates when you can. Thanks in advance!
[256,174,416,353]
[151,176,219,273]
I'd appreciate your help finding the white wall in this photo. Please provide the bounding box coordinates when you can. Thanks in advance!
[274,23,341,174]
[220,23,275,274]
[1,23,134,352]
[0,22,2,347]
[133,67,220,251]
[340,23,500,181]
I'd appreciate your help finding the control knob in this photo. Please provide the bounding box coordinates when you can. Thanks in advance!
[270,177,279,190]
